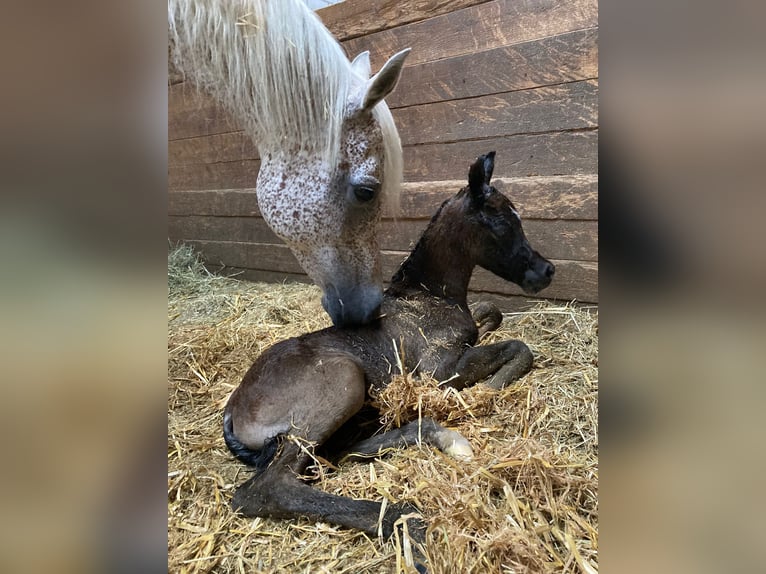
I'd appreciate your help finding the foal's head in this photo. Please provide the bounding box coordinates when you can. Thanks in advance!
[256,50,409,327]
[463,152,555,293]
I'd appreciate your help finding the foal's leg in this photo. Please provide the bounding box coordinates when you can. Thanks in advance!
[436,339,533,391]
[469,301,503,339]
[232,440,424,540]
[229,353,425,539]
[341,417,473,463]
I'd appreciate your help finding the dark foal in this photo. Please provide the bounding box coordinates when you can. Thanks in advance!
[223,152,554,543]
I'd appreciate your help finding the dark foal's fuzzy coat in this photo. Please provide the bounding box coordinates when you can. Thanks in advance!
[223,152,555,553]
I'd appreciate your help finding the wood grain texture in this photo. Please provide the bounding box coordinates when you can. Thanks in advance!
[169,80,596,164]
[185,239,597,302]
[167,0,600,306]
[387,28,598,108]
[342,0,598,69]
[168,175,598,219]
[395,175,598,220]
[403,130,598,180]
[169,128,597,182]
[168,130,597,188]
[169,131,258,167]
[168,82,238,140]
[168,188,262,217]
[168,160,261,192]
[377,219,597,260]
[168,29,598,140]
[169,216,596,261]
[395,80,597,145]
[318,0,491,41]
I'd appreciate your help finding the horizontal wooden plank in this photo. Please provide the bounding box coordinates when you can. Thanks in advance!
[168,159,261,192]
[169,28,598,140]
[168,189,261,217]
[169,80,596,165]
[397,175,598,220]
[168,83,238,140]
[318,0,491,41]
[168,130,596,192]
[395,80,597,145]
[168,175,598,220]
[169,215,278,246]
[380,219,597,261]
[343,0,598,69]
[169,131,258,167]
[183,240,597,302]
[170,215,596,262]
[169,129,597,184]
[387,28,598,108]
[404,130,598,180]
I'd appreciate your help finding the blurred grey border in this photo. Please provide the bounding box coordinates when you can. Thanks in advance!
[0,1,166,573]
[0,0,764,572]
[600,1,765,572]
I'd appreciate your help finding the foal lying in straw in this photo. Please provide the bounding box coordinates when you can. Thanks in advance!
[223,152,555,553]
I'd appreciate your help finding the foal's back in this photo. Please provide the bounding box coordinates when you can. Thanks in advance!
[306,293,478,391]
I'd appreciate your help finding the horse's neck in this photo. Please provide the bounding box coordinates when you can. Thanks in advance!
[388,202,475,305]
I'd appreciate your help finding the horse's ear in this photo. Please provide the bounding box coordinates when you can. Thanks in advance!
[482,151,495,184]
[362,48,411,111]
[468,152,496,202]
[351,51,371,78]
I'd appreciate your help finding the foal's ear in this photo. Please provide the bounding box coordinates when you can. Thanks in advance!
[350,51,371,78]
[468,151,496,199]
[362,48,411,111]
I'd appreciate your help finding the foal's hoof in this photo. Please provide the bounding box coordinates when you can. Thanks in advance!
[441,430,474,462]
[383,502,429,573]
[382,502,426,543]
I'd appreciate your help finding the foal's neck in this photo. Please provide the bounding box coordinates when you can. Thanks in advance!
[387,199,476,306]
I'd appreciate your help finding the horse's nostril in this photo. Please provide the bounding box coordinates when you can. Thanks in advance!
[545,263,555,277]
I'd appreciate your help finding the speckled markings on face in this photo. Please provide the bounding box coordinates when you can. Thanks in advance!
[255,102,387,290]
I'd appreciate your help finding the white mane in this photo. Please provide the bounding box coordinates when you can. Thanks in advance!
[169,0,401,213]
[169,0,356,161]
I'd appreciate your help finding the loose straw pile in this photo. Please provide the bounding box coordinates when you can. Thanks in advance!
[168,245,598,573]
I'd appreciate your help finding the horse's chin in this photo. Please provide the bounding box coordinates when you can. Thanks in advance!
[520,276,552,294]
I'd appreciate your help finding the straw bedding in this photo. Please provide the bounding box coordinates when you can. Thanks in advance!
[168,245,598,573]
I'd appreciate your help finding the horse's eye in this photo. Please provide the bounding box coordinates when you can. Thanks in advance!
[353,185,376,203]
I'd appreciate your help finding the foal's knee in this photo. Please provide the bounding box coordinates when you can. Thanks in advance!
[485,340,534,390]
[512,340,533,372]
[470,301,503,338]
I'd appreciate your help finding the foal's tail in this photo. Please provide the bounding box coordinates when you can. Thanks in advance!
[223,412,280,471]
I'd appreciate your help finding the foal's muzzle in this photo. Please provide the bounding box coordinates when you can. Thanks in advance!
[521,256,555,294]
[322,283,383,327]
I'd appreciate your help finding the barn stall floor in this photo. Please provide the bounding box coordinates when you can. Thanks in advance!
[168,246,598,574]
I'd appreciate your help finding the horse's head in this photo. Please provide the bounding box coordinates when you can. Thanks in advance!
[257,49,409,327]
[464,152,555,293]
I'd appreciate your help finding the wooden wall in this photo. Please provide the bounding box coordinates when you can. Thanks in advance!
[168,0,598,310]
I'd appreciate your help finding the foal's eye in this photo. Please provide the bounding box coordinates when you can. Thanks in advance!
[352,185,376,203]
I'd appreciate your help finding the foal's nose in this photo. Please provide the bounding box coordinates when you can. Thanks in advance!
[544,261,555,278]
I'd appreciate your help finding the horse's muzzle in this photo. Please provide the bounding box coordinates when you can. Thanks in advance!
[521,258,555,294]
[322,284,383,327]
